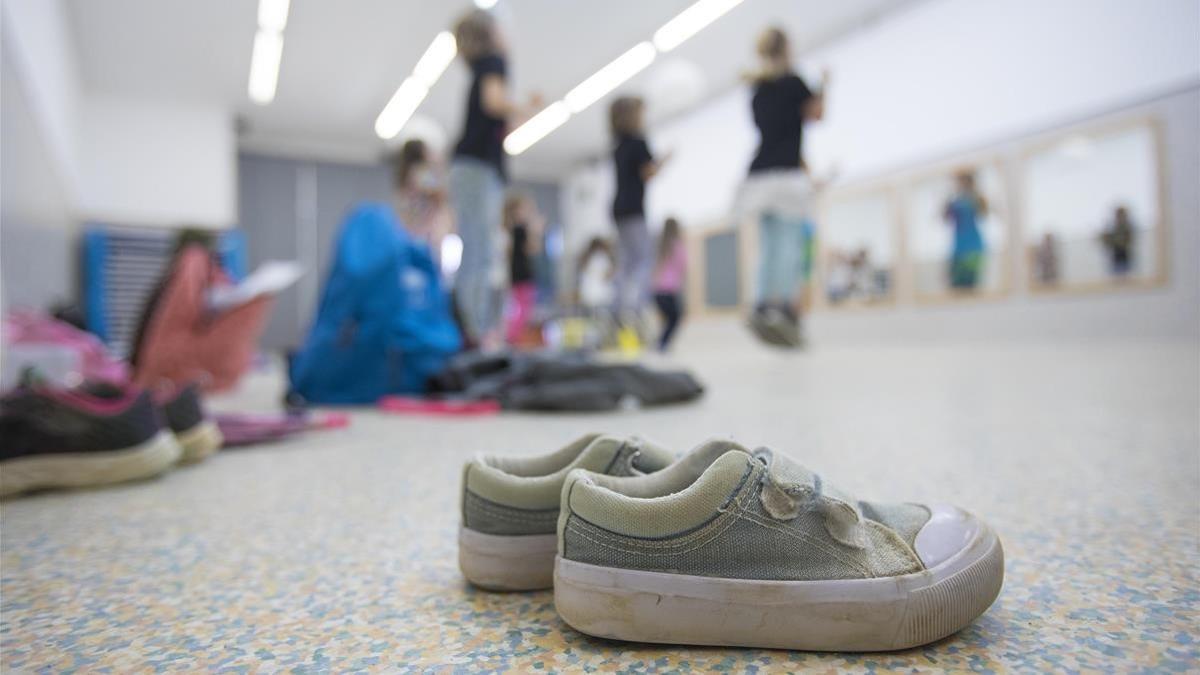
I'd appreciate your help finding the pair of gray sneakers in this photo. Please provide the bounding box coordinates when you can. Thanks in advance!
[459,434,1004,651]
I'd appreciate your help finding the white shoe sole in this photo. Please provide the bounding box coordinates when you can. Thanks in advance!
[458,526,557,591]
[174,420,223,464]
[0,430,182,497]
[555,521,1004,651]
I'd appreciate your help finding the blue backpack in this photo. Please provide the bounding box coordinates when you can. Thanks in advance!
[289,203,462,404]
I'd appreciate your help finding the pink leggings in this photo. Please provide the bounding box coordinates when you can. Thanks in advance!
[506,282,537,344]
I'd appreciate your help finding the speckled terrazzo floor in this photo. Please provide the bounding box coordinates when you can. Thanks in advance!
[2,321,1198,672]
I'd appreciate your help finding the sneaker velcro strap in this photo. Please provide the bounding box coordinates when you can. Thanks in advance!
[753,447,867,549]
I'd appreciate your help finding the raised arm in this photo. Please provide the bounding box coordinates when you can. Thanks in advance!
[481,74,544,125]
[803,69,830,122]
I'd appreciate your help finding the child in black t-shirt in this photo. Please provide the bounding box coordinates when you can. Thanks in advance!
[448,9,541,349]
[740,26,828,349]
[609,96,668,326]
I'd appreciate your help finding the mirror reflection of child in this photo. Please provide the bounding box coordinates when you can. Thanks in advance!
[944,169,988,290]
[1099,205,1135,277]
[1032,232,1059,286]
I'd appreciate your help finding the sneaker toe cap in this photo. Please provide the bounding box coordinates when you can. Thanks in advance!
[914,504,983,568]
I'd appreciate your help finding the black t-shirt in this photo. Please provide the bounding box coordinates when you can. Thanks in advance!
[510,224,533,284]
[454,54,508,180]
[748,74,813,175]
[612,134,653,220]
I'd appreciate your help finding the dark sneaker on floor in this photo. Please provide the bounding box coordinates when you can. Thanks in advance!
[83,381,223,464]
[554,440,1004,651]
[459,433,675,591]
[160,384,223,464]
[0,387,181,497]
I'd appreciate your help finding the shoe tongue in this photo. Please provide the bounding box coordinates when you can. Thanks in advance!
[657,438,757,484]
[688,438,755,464]
[628,437,676,473]
[753,447,820,490]
[574,435,651,477]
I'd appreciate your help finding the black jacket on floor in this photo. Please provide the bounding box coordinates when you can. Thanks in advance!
[429,351,704,412]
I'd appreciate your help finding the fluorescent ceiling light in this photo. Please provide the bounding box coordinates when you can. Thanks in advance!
[257,0,290,33]
[413,31,457,88]
[564,42,657,114]
[248,29,284,105]
[504,101,570,156]
[374,33,457,139]
[475,0,498,8]
[375,77,430,140]
[653,0,746,52]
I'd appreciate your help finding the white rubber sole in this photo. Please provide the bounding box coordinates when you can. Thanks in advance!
[0,431,182,497]
[175,420,223,465]
[459,526,557,591]
[555,522,1004,651]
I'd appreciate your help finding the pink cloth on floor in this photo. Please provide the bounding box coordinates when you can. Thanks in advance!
[133,245,272,393]
[653,240,688,293]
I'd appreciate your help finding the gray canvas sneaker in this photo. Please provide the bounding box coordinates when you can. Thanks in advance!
[459,433,675,591]
[554,440,1004,651]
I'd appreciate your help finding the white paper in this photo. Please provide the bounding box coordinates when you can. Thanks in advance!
[207,260,303,311]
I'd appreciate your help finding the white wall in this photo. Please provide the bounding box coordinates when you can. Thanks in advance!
[1,0,238,232]
[1,39,77,310]
[638,0,1200,229]
[0,0,83,200]
[80,97,236,228]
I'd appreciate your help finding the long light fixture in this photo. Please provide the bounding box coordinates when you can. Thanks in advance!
[412,31,458,88]
[564,42,657,114]
[375,78,430,140]
[503,101,570,156]
[248,0,290,105]
[248,31,285,104]
[653,0,745,52]
[375,31,457,140]
[504,0,745,155]
[257,0,291,33]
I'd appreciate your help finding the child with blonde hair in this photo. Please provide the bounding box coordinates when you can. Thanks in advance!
[609,96,668,329]
[739,26,829,348]
[448,9,541,348]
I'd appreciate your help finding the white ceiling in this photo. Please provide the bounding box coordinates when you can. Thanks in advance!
[67,0,910,180]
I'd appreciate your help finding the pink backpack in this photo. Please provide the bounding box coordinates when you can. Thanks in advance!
[3,309,129,384]
[132,246,272,393]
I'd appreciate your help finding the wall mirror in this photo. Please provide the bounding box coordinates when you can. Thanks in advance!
[906,163,1011,300]
[1021,122,1164,291]
[819,190,898,308]
[687,225,745,316]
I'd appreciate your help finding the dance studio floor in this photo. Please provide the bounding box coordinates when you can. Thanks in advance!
[3,320,1197,672]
